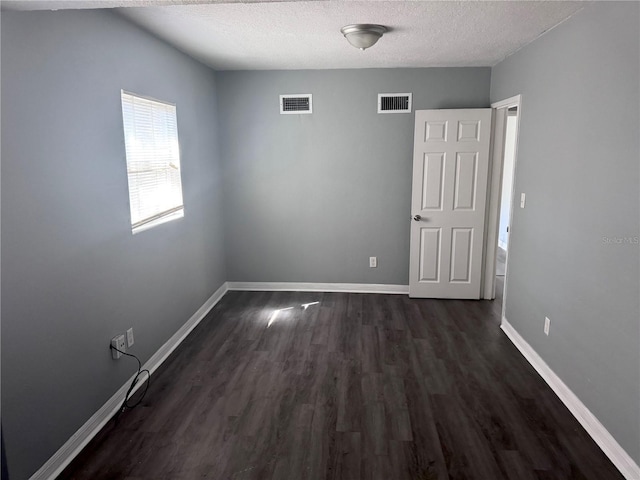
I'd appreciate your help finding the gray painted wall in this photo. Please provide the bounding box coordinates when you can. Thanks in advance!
[217,68,490,284]
[1,10,226,479]
[491,2,640,463]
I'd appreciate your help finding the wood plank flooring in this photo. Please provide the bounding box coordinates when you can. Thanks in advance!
[62,283,624,480]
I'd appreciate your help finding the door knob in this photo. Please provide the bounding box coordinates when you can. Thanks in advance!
[413,215,422,221]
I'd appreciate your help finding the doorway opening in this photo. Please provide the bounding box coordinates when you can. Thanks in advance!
[495,105,519,311]
[482,95,521,313]
[496,106,518,278]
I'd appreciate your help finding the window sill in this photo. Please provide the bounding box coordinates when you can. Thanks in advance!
[132,208,184,235]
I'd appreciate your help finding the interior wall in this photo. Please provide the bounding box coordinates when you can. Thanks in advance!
[491,1,640,464]
[217,68,491,285]
[1,10,226,479]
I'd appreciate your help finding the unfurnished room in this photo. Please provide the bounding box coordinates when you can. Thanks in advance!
[1,1,639,479]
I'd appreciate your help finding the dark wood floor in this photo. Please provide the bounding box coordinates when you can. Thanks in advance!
[62,281,624,480]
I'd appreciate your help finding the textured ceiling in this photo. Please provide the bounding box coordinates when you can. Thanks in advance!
[4,0,585,71]
[1,0,282,8]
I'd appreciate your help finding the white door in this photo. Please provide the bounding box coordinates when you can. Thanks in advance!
[409,109,492,299]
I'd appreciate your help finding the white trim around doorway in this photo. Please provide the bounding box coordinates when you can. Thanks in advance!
[482,94,522,302]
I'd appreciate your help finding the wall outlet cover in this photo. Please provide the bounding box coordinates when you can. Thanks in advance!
[111,334,126,359]
[544,317,550,336]
[369,256,377,268]
[126,328,134,347]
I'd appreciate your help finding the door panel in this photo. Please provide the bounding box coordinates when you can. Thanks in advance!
[450,228,473,282]
[422,153,445,210]
[453,152,477,210]
[409,109,492,298]
[419,228,441,282]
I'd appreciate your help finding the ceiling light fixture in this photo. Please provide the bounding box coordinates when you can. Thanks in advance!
[340,24,387,51]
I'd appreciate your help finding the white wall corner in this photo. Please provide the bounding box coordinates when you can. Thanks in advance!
[500,316,640,480]
[29,281,229,480]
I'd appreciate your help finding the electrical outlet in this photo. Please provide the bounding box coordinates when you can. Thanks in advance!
[544,317,550,336]
[369,256,377,268]
[111,334,126,360]
[126,328,134,347]
[520,193,526,208]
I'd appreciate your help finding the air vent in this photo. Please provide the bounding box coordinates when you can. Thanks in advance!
[378,93,412,113]
[280,94,312,114]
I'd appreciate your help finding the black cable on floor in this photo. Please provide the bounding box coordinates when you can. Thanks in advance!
[109,345,150,423]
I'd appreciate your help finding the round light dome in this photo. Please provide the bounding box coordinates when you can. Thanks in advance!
[340,24,388,51]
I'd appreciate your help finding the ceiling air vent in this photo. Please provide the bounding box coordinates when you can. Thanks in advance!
[280,94,313,114]
[378,93,412,114]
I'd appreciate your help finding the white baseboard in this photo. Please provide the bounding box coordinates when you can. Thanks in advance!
[227,281,409,295]
[500,317,640,480]
[29,282,229,480]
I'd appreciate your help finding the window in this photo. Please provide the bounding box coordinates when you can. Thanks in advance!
[121,91,184,233]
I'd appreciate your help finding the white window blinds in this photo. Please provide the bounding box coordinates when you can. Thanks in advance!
[121,91,184,233]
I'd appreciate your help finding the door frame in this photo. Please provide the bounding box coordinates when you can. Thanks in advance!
[481,94,522,300]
